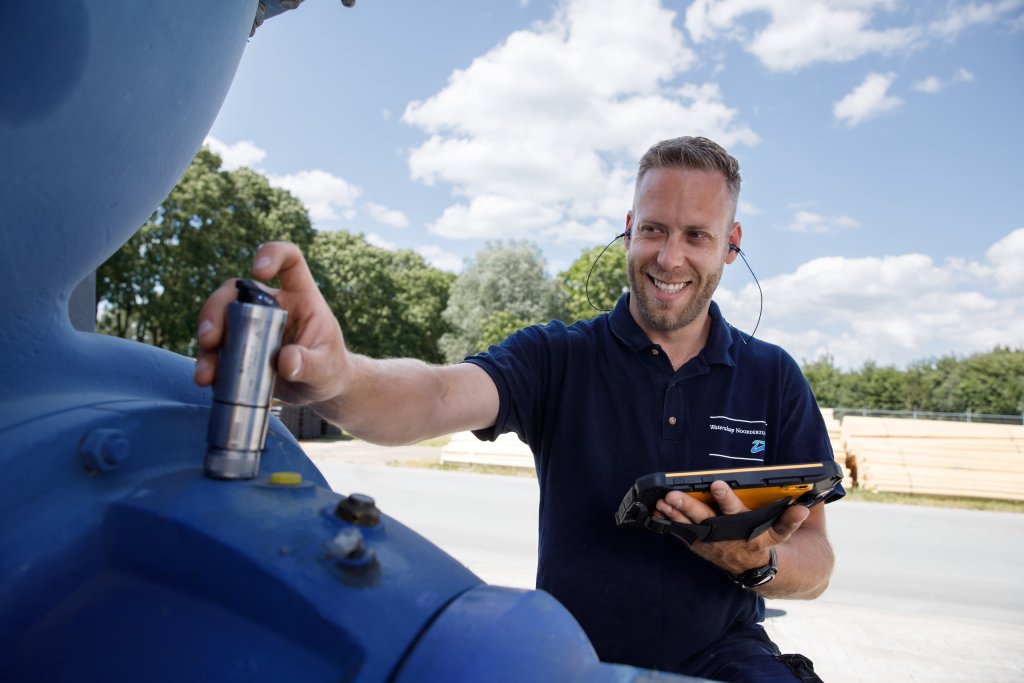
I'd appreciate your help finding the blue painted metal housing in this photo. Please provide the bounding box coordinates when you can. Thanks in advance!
[0,2,696,681]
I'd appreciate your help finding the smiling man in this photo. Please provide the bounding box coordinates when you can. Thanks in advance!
[196,136,840,682]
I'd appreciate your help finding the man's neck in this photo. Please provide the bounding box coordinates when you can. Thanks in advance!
[635,310,713,371]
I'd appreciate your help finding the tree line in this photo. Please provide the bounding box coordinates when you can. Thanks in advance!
[98,149,1023,416]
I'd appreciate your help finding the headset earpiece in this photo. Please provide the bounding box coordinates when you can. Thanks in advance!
[728,243,740,253]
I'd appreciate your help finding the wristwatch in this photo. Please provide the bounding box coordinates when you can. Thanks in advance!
[733,547,777,589]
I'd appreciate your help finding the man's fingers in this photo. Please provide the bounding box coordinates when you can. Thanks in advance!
[276,344,304,382]
[770,504,810,542]
[709,480,750,515]
[657,490,714,524]
[253,242,318,294]
[195,278,240,352]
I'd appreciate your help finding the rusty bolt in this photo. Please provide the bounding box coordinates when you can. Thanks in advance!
[334,492,380,527]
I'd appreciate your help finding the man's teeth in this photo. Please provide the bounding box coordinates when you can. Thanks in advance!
[653,277,687,293]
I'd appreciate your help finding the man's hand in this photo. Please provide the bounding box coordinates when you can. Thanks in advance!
[655,480,811,576]
[194,241,349,406]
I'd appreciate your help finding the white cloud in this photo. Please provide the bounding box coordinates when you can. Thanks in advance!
[928,0,1024,40]
[986,227,1024,290]
[403,0,757,245]
[365,233,397,250]
[203,136,267,170]
[364,202,410,228]
[716,229,1024,369]
[913,76,945,94]
[684,1,1022,72]
[685,0,920,71]
[269,170,361,222]
[913,67,975,93]
[738,200,761,217]
[833,72,903,127]
[416,244,465,273]
[785,209,859,234]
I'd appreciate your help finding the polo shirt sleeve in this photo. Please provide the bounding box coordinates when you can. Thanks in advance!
[462,322,564,451]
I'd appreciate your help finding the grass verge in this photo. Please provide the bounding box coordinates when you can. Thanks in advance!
[387,458,536,478]
[843,487,1024,513]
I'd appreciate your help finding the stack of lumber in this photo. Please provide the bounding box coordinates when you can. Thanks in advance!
[841,416,1024,500]
[440,430,534,469]
[820,408,853,490]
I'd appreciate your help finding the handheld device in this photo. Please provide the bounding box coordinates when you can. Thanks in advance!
[615,461,843,544]
[204,279,288,480]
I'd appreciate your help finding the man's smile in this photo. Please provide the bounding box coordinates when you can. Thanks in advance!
[648,274,692,295]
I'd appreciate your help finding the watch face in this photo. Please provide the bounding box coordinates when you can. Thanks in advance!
[735,547,777,588]
[746,571,776,587]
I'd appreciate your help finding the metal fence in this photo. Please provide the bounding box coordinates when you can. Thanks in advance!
[832,407,1024,426]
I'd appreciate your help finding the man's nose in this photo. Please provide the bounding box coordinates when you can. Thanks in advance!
[656,232,689,271]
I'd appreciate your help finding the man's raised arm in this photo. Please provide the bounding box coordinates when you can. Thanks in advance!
[194,241,499,446]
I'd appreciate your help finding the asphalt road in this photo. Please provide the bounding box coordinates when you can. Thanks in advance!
[310,451,1024,682]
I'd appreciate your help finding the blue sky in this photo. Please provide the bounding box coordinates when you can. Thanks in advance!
[207,0,1024,370]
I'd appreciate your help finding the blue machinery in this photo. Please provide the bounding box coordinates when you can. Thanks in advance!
[0,3,696,681]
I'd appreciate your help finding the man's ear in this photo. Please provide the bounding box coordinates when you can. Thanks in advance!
[624,210,635,247]
[725,222,742,264]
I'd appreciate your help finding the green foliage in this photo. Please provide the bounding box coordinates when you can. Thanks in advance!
[439,241,565,363]
[801,347,1024,416]
[558,243,628,322]
[478,310,533,349]
[97,148,314,355]
[311,230,454,362]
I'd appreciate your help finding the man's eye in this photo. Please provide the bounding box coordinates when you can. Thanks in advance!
[688,231,710,240]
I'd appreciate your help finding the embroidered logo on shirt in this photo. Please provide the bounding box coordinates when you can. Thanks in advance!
[707,415,768,463]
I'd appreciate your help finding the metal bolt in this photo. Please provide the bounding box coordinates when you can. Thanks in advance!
[326,528,364,558]
[334,492,380,526]
[341,0,357,7]
[80,428,130,473]
[326,528,376,571]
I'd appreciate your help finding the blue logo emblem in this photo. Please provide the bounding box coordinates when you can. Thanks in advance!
[751,440,765,454]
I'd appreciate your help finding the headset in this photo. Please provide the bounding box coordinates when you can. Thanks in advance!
[585,233,763,343]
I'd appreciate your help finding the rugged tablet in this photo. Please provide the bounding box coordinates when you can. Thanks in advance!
[615,461,843,544]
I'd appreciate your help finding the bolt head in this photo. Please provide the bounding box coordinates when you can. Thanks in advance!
[334,492,380,526]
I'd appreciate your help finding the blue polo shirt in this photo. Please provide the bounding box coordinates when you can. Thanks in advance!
[465,294,841,673]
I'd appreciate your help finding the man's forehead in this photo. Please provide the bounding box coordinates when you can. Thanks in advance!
[633,167,733,220]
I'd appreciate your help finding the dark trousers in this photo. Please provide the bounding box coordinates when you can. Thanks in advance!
[681,626,823,682]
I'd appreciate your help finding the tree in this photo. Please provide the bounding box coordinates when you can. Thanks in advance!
[97,148,315,355]
[439,241,565,363]
[559,242,628,322]
[801,348,1024,417]
[311,230,454,362]
[800,354,846,408]
[929,347,1024,415]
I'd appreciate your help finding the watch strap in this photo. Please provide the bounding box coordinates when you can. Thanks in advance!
[733,546,777,588]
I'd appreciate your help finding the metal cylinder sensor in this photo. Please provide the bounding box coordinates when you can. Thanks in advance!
[204,280,288,480]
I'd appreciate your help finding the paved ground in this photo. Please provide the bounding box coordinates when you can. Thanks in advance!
[301,439,1024,683]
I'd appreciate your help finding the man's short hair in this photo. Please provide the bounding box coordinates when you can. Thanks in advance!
[634,136,742,221]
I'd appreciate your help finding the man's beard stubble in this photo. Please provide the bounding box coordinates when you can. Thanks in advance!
[627,261,722,333]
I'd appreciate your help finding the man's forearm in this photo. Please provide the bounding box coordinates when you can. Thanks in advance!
[756,525,834,600]
[311,355,497,446]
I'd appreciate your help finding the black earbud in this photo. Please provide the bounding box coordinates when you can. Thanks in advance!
[729,243,740,253]
[619,229,631,239]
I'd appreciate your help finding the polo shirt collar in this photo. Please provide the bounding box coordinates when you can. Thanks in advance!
[608,293,737,368]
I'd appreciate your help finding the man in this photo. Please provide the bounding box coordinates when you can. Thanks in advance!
[195,136,840,681]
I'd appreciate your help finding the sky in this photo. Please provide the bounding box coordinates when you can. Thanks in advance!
[207,0,1024,371]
